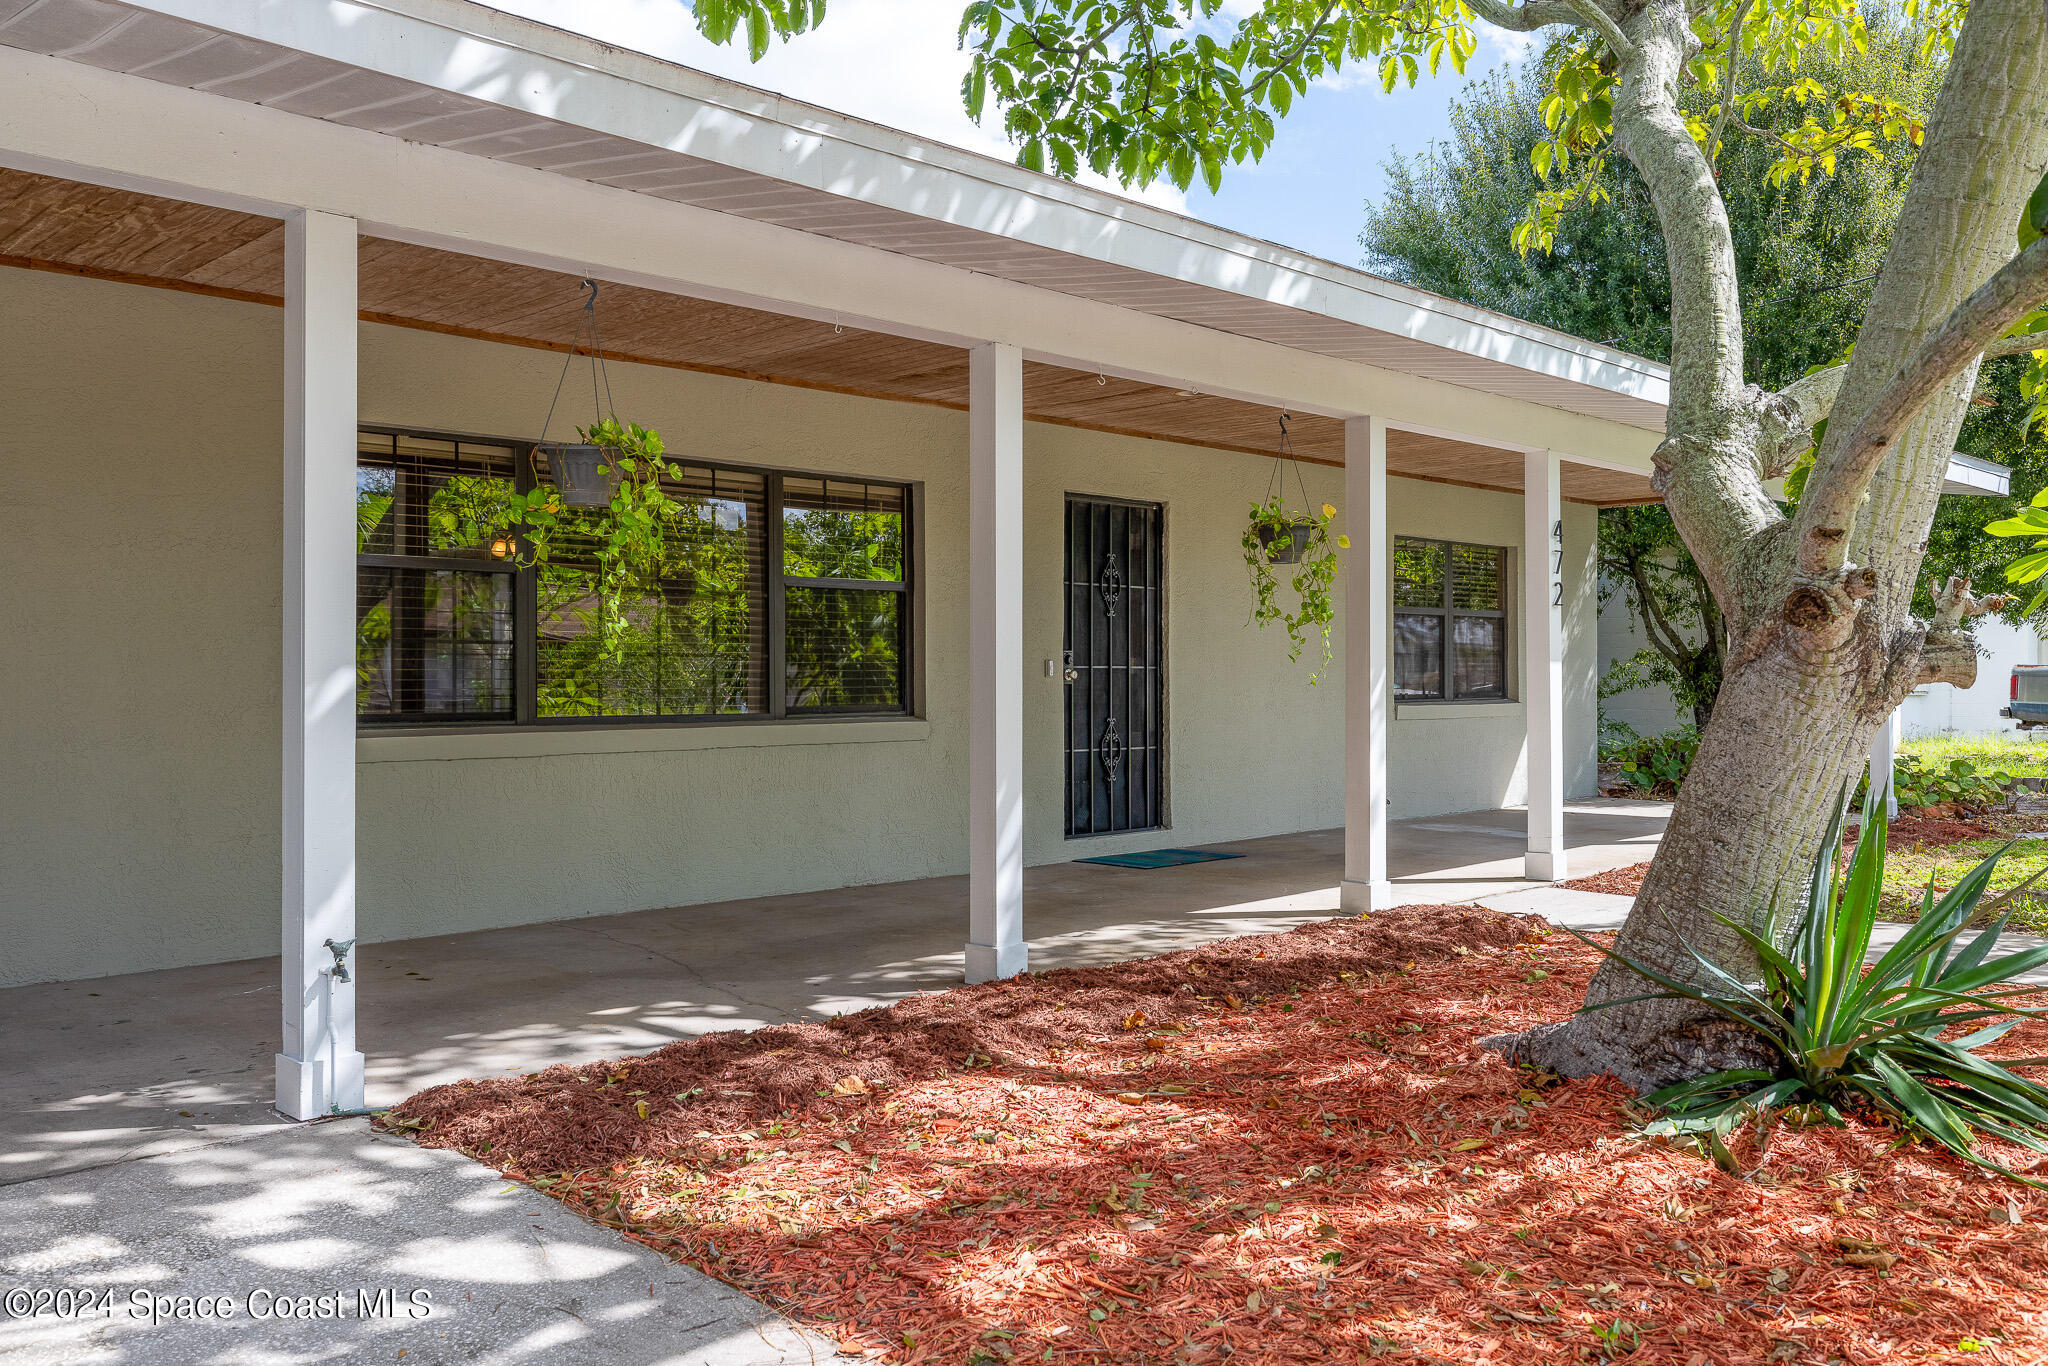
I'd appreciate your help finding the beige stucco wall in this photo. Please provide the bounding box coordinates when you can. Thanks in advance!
[1,266,1598,987]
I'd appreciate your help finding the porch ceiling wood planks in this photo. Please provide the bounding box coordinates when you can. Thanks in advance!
[0,168,1658,505]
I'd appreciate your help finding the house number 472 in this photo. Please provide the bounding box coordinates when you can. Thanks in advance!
[1550,519,1564,608]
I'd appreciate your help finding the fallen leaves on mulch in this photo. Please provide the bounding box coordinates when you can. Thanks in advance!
[1852,814,2002,849]
[1556,863,1651,898]
[384,909,2048,1365]
[1567,822,2010,907]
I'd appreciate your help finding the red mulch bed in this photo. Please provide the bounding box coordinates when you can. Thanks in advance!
[1559,818,2007,903]
[1850,815,2001,849]
[384,908,2048,1365]
[1557,863,1651,897]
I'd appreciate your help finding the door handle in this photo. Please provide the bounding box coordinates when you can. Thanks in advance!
[1063,668,1080,683]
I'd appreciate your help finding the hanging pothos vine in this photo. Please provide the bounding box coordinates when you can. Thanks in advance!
[505,282,687,676]
[513,417,685,667]
[1242,414,1347,682]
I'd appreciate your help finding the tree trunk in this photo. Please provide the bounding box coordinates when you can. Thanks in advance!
[1494,0,2048,1091]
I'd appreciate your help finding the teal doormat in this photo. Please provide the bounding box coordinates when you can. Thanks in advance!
[1076,848,1244,869]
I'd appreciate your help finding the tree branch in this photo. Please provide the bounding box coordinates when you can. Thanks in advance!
[1985,328,2048,358]
[1765,329,2039,473]
[1915,576,2007,687]
[1464,0,1586,32]
[1564,0,1637,59]
[1759,366,1845,475]
[1797,234,2048,576]
[1245,1,1342,101]
[1704,0,1753,163]
[1627,555,1695,665]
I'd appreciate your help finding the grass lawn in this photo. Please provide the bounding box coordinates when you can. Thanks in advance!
[1880,833,2048,935]
[385,909,2048,1365]
[1899,731,2048,779]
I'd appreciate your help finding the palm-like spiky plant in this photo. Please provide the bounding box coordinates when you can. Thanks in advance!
[1573,797,2048,1185]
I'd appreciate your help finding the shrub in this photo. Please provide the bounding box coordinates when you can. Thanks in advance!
[1574,797,2048,1186]
[1889,754,2014,812]
[1602,726,1701,795]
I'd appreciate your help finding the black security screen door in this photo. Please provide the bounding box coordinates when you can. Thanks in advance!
[1065,496,1165,836]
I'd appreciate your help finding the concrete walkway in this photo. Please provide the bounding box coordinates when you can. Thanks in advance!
[1,802,1679,1364]
[0,1120,848,1365]
[0,800,1671,1186]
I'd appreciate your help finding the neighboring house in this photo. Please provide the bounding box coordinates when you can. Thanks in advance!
[1598,451,2015,738]
[1901,616,2045,737]
[2,0,1688,1119]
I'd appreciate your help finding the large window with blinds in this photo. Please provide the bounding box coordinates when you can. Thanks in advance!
[356,428,914,727]
[1392,536,1511,702]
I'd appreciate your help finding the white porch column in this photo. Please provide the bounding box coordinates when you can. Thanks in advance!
[1868,708,1901,819]
[1524,448,1568,882]
[965,342,1028,983]
[277,209,364,1120]
[1341,416,1393,912]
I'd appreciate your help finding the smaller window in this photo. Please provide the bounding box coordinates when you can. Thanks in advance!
[1393,536,1510,701]
[777,478,910,713]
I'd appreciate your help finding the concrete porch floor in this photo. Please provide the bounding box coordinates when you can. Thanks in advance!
[0,800,1667,1187]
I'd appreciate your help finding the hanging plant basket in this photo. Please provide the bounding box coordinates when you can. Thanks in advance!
[1256,521,1314,564]
[1240,413,1346,683]
[543,442,621,508]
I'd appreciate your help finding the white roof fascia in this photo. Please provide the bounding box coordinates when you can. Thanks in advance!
[90,0,1671,417]
[1943,451,2011,497]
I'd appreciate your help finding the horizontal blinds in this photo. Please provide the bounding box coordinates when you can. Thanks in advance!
[1392,535,1507,701]
[1392,538,1445,608]
[356,566,515,720]
[357,432,520,562]
[1450,543,1504,611]
[781,477,907,712]
[356,431,912,724]
[531,457,770,719]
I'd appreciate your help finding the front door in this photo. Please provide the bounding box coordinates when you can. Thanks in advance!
[1064,495,1164,836]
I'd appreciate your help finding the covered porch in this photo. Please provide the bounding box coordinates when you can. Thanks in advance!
[1,0,1670,1129]
[0,800,1666,1186]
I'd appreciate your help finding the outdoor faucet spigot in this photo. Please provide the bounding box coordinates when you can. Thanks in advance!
[323,937,356,984]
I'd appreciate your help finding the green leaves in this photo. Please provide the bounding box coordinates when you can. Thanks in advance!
[2019,171,2048,251]
[1986,478,2048,614]
[1577,793,2048,1188]
[690,0,828,63]
[692,0,1935,271]
[1242,493,1344,682]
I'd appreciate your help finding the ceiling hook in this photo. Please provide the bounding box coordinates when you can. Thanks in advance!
[579,278,599,312]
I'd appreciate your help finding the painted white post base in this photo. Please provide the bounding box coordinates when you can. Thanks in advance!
[1340,878,1396,914]
[276,1046,366,1121]
[965,940,1030,984]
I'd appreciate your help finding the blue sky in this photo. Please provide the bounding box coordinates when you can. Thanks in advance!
[484,1,1536,267]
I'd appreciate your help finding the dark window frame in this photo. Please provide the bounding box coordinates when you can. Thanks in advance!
[356,425,918,730]
[1393,535,1512,703]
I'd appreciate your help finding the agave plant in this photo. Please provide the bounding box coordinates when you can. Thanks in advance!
[1572,795,2048,1185]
